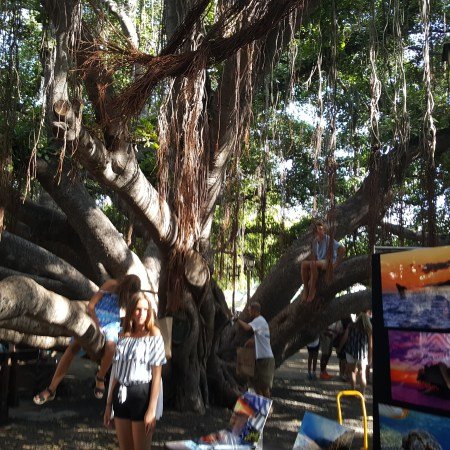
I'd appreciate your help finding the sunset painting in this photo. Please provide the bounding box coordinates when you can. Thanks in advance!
[389,330,450,412]
[381,246,450,329]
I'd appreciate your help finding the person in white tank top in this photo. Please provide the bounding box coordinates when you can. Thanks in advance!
[234,302,275,397]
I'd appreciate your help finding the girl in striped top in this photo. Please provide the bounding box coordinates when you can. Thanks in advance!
[104,291,166,449]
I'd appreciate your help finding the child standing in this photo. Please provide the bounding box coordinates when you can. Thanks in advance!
[306,337,319,380]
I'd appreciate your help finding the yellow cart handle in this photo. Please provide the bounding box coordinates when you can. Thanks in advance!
[336,390,368,450]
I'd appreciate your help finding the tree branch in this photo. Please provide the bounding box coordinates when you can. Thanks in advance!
[382,222,450,245]
[0,329,70,349]
[0,276,104,359]
[0,266,79,298]
[36,159,148,284]
[270,289,372,364]
[110,0,321,119]
[99,0,139,47]
[0,232,97,299]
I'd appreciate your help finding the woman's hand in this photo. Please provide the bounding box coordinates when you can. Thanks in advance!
[144,410,156,435]
[103,405,113,429]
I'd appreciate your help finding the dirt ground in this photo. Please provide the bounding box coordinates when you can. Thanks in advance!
[0,348,372,449]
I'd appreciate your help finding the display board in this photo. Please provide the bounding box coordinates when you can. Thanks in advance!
[372,246,450,449]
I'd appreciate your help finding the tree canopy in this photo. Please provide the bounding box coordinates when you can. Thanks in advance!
[0,0,449,411]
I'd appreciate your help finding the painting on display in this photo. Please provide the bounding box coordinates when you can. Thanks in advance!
[379,403,450,449]
[372,246,450,449]
[292,412,354,450]
[380,246,450,330]
[388,330,450,413]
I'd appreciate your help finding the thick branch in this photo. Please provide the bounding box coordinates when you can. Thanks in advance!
[270,289,372,364]
[0,316,76,338]
[0,266,77,298]
[382,222,450,246]
[36,159,148,284]
[4,188,79,246]
[0,231,97,299]
[75,126,177,249]
[0,330,70,349]
[221,255,371,359]
[0,276,104,359]
[99,0,139,47]
[3,188,102,281]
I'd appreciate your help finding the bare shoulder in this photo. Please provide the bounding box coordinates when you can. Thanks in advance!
[100,279,119,291]
[150,326,161,337]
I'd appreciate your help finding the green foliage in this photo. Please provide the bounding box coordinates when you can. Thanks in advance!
[212,0,450,287]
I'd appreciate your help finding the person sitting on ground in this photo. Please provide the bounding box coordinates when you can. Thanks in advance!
[319,321,342,380]
[306,337,320,380]
[104,291,166,450]
[301,220,345,303]
[33,274,141,405]
[337,311,372,396]
[234,302,275,398]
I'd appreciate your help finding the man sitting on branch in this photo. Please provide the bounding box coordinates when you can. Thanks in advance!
[301,221,345,303]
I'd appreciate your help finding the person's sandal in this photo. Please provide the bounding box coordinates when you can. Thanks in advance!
[33,387,55,405]
[94,373,106,399]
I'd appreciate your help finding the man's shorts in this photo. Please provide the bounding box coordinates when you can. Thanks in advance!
[307,340,320,354]
[252,357,275,391]
[320,333,333,356]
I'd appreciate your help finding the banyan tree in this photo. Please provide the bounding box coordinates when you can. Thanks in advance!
[0,0,449,412]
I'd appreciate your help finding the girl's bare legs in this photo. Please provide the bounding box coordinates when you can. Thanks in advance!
[346,362,357,390]
[132,421,153,450]
[359,363,367,396]
[96,340,116,392]
[34,341,81,402]
[115,418,135,450]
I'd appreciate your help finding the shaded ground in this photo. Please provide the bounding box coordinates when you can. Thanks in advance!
[0,349,372,449]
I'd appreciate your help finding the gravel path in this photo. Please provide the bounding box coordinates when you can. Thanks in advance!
[0,349,373,449]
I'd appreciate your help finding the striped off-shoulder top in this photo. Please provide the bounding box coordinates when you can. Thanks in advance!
[113,334,166,384]
[112,334,166,418]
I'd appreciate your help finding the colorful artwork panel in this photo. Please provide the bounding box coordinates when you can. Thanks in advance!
[380,246,450,329]
[292,412,354,450]
[389,330,450,412]
[379,403,450,449]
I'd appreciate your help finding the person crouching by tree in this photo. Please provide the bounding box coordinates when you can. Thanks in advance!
[33,274,141,405]
[104,291,166,450]
[301,221,345,303]
[234,302,275,398]
[319,321,342,380]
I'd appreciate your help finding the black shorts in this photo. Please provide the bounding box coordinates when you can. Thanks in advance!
[307,344,319,354]
[113,382,151,421]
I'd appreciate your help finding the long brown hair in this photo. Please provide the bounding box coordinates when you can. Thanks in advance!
[116,274,141,308]
[122,291,155,334]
